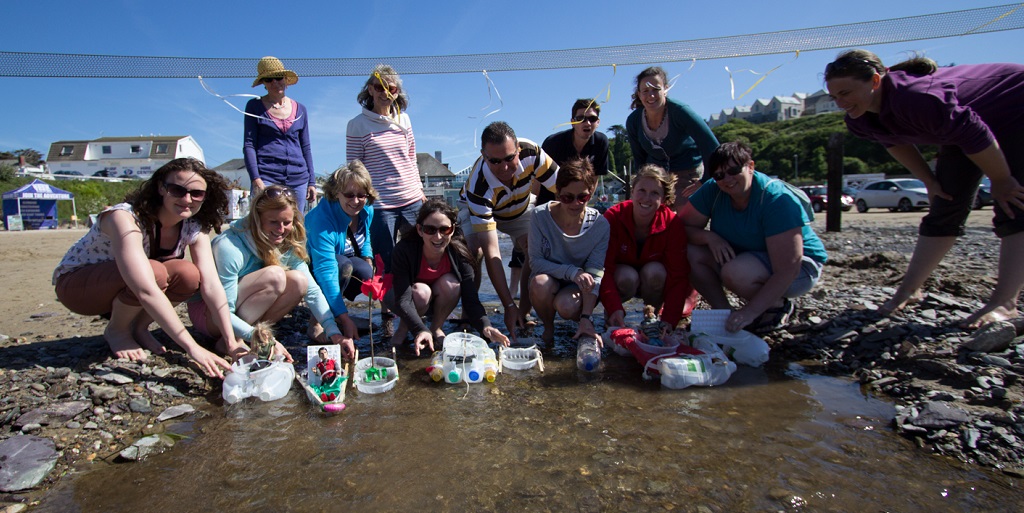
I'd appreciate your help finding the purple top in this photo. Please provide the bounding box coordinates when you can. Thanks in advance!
[243,98,315,187]
[845,63,1024,154]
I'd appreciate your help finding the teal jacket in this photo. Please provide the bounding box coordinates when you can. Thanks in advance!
[211,218,341,341]
[304,199,374,316]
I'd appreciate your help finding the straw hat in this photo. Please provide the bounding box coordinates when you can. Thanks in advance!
[252,56,299,88]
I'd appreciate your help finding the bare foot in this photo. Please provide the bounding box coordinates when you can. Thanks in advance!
[541,327,555,346]
[132,324,167,355]
[878,290,925,316]
[103,325,149,361]
[961,305,1020,330]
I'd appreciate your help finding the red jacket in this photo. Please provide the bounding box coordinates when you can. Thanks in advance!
[600,200,693,326]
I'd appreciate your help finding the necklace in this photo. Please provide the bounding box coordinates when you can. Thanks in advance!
[266,97,288,110]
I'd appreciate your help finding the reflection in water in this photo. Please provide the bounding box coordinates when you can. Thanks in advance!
[38,361,1024,512]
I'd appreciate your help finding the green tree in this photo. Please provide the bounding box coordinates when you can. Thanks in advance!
[605,124,632,177]
[13,149,44,166]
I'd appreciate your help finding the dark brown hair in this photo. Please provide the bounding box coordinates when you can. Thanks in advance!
[571,98,600,118]
[401,199,473,263]
[707,142,753,177]
[824,49,937,83]
[631,66,669,110]
[555,158,598,193]
[126,157,229,235]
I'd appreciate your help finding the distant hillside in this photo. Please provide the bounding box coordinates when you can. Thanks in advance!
[711,112,937,184]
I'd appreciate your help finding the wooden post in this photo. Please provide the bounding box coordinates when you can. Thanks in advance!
[826,132,844,232]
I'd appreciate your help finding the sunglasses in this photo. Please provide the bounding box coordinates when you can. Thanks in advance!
[261,76,285,83]
[163,182,207,201]
[485,153,517,166]
[712,163,747,182]
[572,115,600,124]
[372,83,398,94]
[419,223,454,236]
[342,192,368,200]
[558,193,592,204]
[261,187,296,201]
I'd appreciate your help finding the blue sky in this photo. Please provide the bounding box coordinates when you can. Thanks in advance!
[2,1,1023,175]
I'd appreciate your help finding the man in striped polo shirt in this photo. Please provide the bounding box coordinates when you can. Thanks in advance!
[459,121,560,338]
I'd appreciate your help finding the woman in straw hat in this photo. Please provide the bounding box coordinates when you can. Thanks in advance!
[243,56,317,213]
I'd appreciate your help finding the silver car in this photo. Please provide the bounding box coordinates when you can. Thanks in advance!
[854,178,930,212]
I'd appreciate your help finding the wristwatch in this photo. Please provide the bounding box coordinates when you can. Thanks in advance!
[579,313,592,322]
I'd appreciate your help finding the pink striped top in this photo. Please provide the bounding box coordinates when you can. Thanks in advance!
[345,108,423,209]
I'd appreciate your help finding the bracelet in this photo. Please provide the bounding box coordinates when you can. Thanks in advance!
[505,301,517,309]
[579,313,592,322]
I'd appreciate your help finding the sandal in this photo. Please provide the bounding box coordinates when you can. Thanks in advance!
[306,320,326,344]
[380,312,396,339]
[748,298,795,334]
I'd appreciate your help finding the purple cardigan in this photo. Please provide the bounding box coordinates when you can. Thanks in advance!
[243,98,315,187]
[845,63,1024,154]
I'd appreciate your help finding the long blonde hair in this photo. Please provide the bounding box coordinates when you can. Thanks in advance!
[247,185,308,266]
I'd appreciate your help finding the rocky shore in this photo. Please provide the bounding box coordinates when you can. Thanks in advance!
[1,211,1022,509]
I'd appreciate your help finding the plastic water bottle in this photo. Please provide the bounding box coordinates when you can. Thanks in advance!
[222,368,248,404]
[576,336,602,372]
[483,357,498,383]
[427,351,445,382]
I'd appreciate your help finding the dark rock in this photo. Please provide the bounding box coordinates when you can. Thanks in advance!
[13,401,90,428]
[963,321,1016,353]
[0,436,58,492]
[911,401,971,429]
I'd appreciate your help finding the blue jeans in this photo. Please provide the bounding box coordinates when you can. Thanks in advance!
[337,254,374,301]
[370,200,423,273]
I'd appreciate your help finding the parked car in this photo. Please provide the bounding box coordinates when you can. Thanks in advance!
[974,177,993,210]
[52,170,84,181]
[854,178,930,212]
[799,185,854,213]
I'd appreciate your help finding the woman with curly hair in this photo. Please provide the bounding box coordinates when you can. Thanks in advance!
[195,185,352,361]
[53,158,238,378]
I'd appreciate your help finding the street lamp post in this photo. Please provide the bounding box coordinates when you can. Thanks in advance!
[793,154,799,182]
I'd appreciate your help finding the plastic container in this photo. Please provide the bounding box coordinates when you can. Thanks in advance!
[483,357,498,382]
[222,355,295,404]
[500,346,542,371]
[354,357,399,394]
[438,333,498,384]
[427,351,445,382]
[690,309,770,367]
[576,336,602,372]
[658,354,736,389]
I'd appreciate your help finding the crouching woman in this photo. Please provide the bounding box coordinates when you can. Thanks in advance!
[189,185,354,361]
[53,158,237,378]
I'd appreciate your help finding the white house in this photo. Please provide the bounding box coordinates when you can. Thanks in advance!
[212,159,250,190]
[46,136,205,179]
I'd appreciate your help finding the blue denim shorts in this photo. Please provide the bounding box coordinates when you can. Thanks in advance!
[746,251,823,298]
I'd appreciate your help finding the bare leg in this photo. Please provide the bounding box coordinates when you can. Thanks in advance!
[428,275,461,339]
[879,236,957,316]
[517,236,533,321]
[963,231,1024,327]
[131,309,166,354]
[529,274,560,344]
[687,244,732,309]
[390,283,432,346]
[104,297,149,361]
[638,261,667,308]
